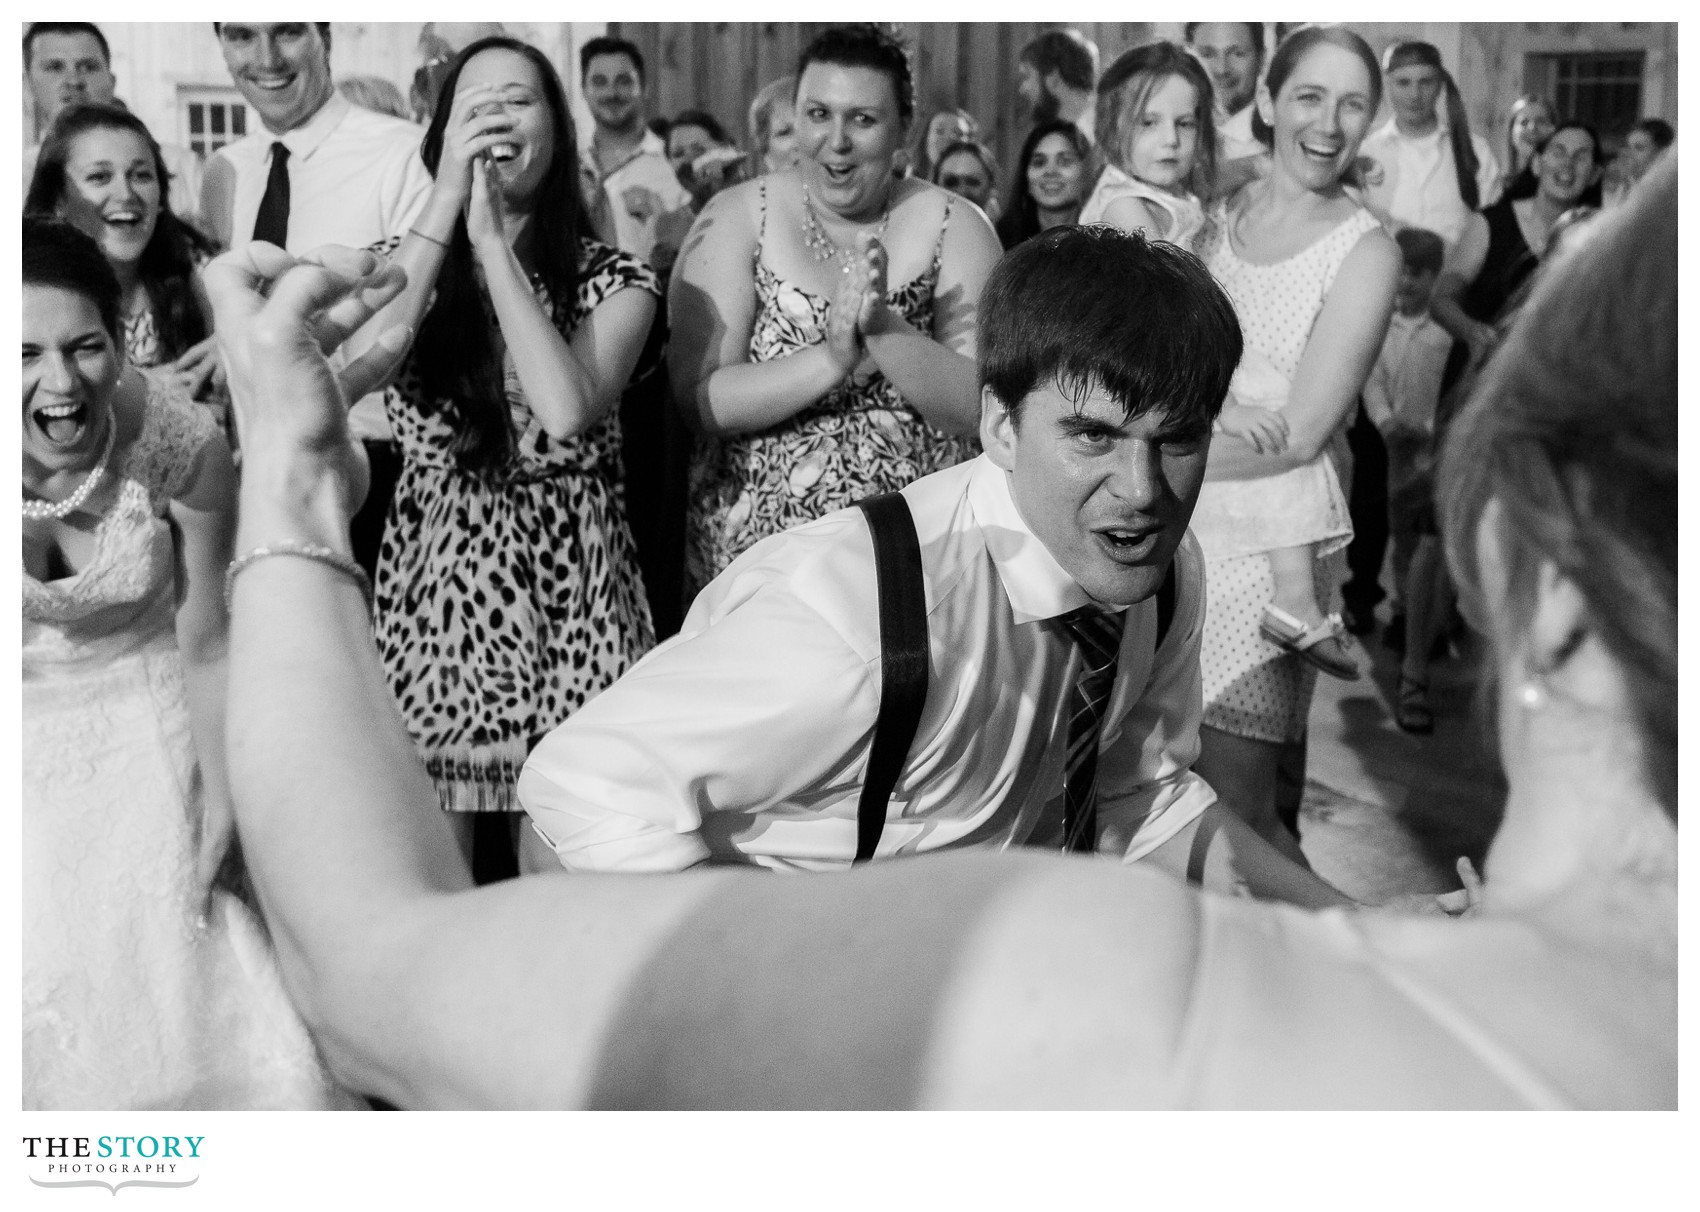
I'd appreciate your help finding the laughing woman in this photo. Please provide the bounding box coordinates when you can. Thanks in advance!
[340,37,659,869]
[672,24,1002,595]
[26,103,222,398]
[23,218,349,1109]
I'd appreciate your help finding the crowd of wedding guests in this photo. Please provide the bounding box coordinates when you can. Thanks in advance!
[21,20,1676,1111]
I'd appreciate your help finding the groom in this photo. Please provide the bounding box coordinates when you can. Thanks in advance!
[518,226,1352,907]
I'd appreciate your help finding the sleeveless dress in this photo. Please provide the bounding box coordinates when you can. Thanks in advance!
[1192,203,1384,742]
[683,181,978,593]
[376,240,660,813]
[1188,344,1352,561]
[23,378,352,1110]
[1078,164,1207,251]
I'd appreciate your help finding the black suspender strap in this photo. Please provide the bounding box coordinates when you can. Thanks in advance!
[852,493,930,865]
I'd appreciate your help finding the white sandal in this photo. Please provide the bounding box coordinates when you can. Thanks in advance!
[1260,605,1362,680]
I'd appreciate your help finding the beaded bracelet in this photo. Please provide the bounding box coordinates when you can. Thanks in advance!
[225,540,373,610]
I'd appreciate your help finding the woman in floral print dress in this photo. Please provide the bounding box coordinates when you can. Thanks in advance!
[670,26,1001,599]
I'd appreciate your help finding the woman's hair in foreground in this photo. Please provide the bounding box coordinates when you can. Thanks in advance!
[1439,157,1676,817]
[25,103,217,359]
[794,24,915,128]
[1252,25,1381,150]
[1096,40,1218,199]
[996,119,1094,249]
[414,36,582,474]
[22,215,124,342]
[980,224,1241,435]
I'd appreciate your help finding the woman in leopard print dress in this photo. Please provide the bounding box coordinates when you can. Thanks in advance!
[344,38,658,871]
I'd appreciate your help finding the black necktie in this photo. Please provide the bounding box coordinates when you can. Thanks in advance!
[252,142,291,248]
[1059,606,1125,853]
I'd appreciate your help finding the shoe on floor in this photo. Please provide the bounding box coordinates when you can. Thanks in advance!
[1341,603,1378,636]
[1260,605,1362,680]
[1395,674,1435,734]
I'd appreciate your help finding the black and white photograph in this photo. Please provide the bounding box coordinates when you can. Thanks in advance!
[12,11,1685,1203]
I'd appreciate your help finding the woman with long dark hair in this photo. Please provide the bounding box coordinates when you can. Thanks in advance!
[995,119,1092,249]
[26,103,221,395]
[340,36,660,870]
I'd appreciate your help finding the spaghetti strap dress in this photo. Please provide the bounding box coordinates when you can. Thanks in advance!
[683,180,978,595]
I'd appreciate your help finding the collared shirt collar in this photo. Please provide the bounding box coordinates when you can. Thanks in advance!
[966,454,1117,625]
[1374,116,1450,147]
[580,125,667,176]
[275,91,351,162]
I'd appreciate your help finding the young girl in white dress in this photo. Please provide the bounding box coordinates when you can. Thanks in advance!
[1082,41,1357,678]
[1191,349,1357,678]
[1078,41,1213,252]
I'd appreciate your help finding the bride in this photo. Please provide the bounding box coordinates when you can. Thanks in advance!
[22,217,352,1110]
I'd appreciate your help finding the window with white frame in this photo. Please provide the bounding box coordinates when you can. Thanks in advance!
[179,87,250,159]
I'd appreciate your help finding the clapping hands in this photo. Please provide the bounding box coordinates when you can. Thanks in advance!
[825,233,891,378]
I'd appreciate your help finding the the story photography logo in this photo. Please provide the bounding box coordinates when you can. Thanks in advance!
[22,1133,204,1195]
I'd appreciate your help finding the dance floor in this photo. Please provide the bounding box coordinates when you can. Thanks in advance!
[1300,623,1506,903]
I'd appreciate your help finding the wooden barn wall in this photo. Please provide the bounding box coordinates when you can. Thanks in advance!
[610,22,1163,185]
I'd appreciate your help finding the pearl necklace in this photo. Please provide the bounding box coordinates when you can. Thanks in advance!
[23,419,117,522]
[801,184,890,274]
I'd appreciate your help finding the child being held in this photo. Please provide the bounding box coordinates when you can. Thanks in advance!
[1078,41,1214,252]
[1191,347,1358,679]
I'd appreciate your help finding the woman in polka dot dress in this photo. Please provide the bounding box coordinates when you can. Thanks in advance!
[1188,27,1399,858]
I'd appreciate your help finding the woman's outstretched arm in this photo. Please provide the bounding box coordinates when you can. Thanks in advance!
[208,243,732,1107]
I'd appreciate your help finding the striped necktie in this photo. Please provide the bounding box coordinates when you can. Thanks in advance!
[1059,606,1125,853]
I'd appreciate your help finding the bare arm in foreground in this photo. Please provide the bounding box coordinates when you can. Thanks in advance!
[210,246,1538,1110]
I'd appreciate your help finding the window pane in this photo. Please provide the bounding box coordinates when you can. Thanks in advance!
[189,104,204,135]
[211,106,225,136]
[232,107,246,137]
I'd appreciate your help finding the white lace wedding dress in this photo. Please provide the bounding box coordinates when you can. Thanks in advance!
[23,380,356,1110]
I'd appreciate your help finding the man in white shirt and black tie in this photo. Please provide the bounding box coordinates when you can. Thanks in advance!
[203,21,432,577]
[519,226,1351,907]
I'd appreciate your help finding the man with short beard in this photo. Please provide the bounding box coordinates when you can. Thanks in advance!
[577,36,689,265]
[1016,29,1098,142]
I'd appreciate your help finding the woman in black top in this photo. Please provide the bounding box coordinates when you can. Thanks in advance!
[1431,121,1602,388]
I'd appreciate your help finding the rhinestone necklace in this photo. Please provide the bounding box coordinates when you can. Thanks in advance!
[801,184,890,274]
[23,418,117,522]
